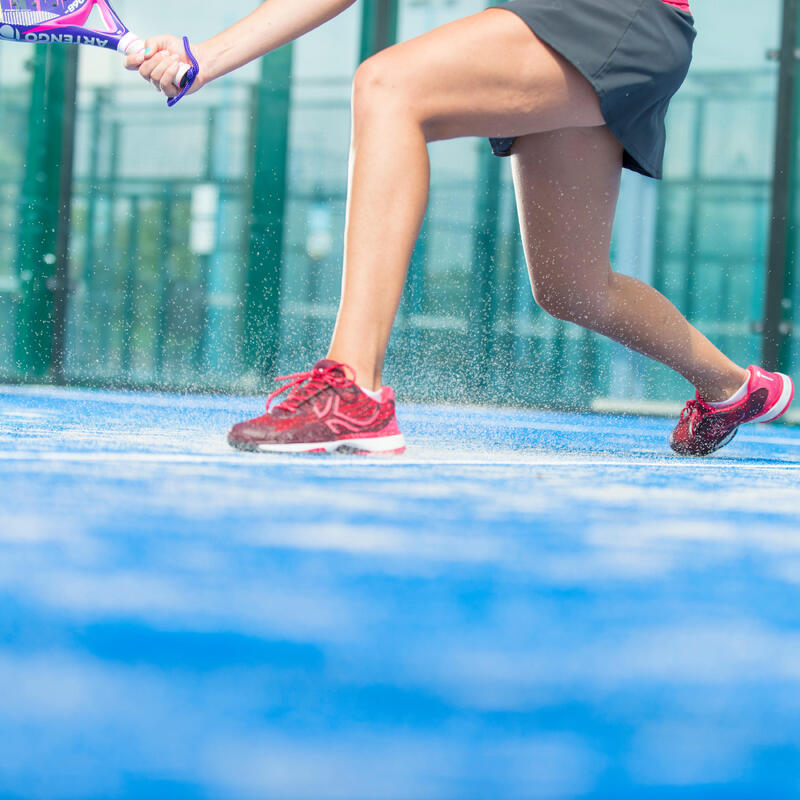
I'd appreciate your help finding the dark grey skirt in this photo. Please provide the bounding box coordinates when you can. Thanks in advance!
[488,0,696,179]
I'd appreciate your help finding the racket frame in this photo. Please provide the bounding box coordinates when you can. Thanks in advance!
[0,0,189,87]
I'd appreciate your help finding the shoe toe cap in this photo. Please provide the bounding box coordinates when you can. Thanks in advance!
[228,419,273,446]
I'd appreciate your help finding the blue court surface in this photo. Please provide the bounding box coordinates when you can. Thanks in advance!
[2,385,800,800]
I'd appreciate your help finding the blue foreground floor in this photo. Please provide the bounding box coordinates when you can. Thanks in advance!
[1,386,800,799]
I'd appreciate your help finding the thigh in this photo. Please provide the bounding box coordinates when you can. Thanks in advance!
[511,125,623,300]
[364,8,605,141]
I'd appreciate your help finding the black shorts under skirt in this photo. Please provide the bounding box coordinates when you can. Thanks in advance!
[488,0,696,179]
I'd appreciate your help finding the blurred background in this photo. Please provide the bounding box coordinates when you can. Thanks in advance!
[0,0,796,409]
[5,6,800,798]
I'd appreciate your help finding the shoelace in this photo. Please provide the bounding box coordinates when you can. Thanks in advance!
[267,363,356,413]
[679,396,715,424]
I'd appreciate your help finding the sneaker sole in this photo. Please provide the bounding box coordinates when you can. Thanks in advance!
[670,427,738,457]
[228,433,406,456]
[751,372,795,423]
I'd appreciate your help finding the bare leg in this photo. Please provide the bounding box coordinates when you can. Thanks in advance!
[510,126,747,400]
[325,8,745,401]
[327,9,604,389]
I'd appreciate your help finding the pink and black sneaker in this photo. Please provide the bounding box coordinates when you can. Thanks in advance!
[670,364,794,456]
[227,359,406,455]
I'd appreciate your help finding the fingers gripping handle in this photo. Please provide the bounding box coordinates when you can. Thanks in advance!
[167,38,199,105]
[121,34,193,92]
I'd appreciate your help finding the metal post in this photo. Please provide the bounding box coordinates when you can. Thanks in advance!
[195,107,217,373]
[155,183,173,379]
[121,197,139,377]
[14,45,78,378]
[243,45,293,380]
[406,218,427,317]
[763,0,799,370]
[98,121,121,365]
[469,146,502,398]
[79,87,104,369]
[360,0,399,61]
[468,1,504,401]
[684,96,705,319]
[50,48,79,384]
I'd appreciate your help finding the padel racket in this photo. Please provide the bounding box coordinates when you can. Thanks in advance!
[0,0,190,88]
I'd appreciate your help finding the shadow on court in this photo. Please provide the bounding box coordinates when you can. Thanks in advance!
[1,386,800,799]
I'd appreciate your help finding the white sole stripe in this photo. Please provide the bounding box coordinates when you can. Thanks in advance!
[251,434,407,454]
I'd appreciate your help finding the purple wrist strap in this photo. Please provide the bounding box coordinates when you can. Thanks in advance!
[167,36,199,108]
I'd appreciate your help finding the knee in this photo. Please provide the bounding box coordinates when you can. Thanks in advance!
[532,283,580,323]
[352,52,425,135]
[532,274,615,327]
[352,55,407,127]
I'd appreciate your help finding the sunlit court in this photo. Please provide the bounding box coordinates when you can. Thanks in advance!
[3,0,800,797]
[3,386,800,797]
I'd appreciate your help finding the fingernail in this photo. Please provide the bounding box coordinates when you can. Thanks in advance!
[143,48,152,55]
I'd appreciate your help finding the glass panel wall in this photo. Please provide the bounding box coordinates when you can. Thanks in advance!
[277,0,784,410]
[61,1,265,389]
[387,0,492,400]
[0,0,793,413]
[487,0,782,410]
[276,3,362,372]
[642,0,781,406]
[0,45,34,376]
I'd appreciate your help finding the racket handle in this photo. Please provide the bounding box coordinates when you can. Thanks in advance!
[176,62,191,89]
[121,35,191,89]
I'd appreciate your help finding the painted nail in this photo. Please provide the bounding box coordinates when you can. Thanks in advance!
[143,48,152,55]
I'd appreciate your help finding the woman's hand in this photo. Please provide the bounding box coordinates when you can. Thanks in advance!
[125,36,207,98]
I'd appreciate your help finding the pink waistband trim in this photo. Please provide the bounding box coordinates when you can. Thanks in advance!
[662,0,691,10]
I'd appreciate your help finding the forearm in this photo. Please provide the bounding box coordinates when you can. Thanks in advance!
[198,0,357,82]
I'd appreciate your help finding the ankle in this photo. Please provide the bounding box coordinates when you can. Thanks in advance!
[355,373,383,392]
[326,352,381,391]
[696,367,749,403]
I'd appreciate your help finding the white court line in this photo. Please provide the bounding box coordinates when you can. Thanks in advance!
[0,451,799,471]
